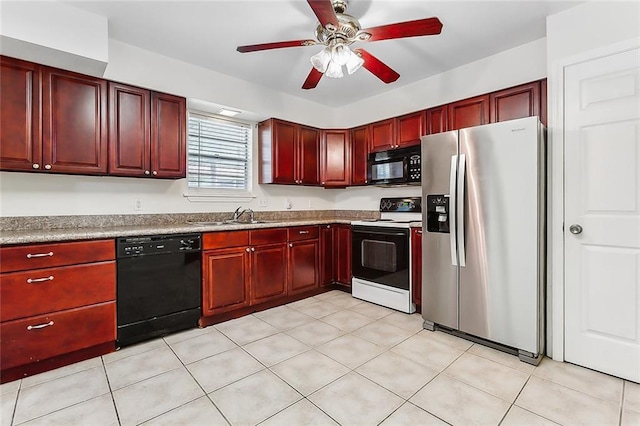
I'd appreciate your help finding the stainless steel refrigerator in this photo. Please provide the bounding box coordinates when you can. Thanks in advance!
[420,116,545,364]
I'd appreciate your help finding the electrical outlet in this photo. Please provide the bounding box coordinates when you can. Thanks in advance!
[259,198,267,207]
[134,199,142,211]
[285,198,292,210]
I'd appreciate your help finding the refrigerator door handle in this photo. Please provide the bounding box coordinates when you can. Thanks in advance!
[449,155,458,266]
[457,154,466,267]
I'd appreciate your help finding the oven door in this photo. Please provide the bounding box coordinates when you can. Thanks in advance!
[352,225,409,290]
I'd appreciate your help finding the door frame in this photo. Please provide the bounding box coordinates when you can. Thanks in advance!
[548,36,640,362]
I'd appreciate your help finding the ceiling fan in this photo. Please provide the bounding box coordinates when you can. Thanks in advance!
[236,0,443,90]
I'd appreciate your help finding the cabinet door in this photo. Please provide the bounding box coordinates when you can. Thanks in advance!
[369,119,395,152]
[250,243,288,304]
[540,79,547,126]
[334,225,352,287]
[319,225,335,286]
[396,111,425,148]
[272,120,297,184]
[288,240,319,295]
[202,247,250,316]
[350,125,369,186]
[108,83,151,176]
[411,228,422,307]
[425,105,448,135]
[0,57,41,172]
[321,130,350,187]
[151,92,186,178]
[489,81,541,124]
[447,95,489,131]
[42,67,108,174]
[298,125,320,185]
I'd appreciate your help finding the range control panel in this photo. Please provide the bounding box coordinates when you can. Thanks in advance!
[379,197,422,213]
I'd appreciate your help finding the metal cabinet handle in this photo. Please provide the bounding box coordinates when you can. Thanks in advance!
[326,225,330,229]
[27,321,54,331]
[27,276,54,284]
[32,164,40,169]
[152,171,158,176]
[251,247,255,252]
[27,252,53,259]
[569,224,583,235]
[299,230,309,234]
[416,230,423,234]
[144,170,150,175]
[245,247,250,252]
[44,164,52,170]
[289,243,293,247]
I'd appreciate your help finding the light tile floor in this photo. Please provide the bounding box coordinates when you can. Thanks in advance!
[1,290,638,425]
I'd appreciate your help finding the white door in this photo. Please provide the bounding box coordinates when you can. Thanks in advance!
[564,46,640,382]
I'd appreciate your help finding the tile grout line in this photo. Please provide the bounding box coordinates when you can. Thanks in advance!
[619,381,625,426]
[100,356,122,426]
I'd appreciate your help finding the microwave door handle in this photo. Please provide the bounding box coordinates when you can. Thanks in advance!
[457,154,466,267]
[449,155,458,266]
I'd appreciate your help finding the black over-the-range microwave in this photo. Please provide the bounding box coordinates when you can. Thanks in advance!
[367,145,421,186]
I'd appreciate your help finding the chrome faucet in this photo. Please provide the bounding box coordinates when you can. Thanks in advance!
[232,206,254,222]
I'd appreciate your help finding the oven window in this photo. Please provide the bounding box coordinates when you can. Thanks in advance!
[362,240,397,272]
[371,161,404,180]
[352,226,409,291]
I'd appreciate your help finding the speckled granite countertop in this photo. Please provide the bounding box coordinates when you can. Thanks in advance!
[0,211,379,245]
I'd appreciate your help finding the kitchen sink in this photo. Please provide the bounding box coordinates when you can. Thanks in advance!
[186,219,275,226]
[186,221,227,226]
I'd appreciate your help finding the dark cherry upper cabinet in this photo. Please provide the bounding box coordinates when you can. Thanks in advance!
[298,125,320,185]
[489,81,541,124]
[447,94,490,131]
[396,111,425,148]
[350,125,369,186]
[42,67,108,174]
[259,119,319,185]
[151,92,186,178]
[334,225,352,287]
[109,86,185,178]
[319,224,335,286]
[425,105,448,135]
[108,83,150,176]
[321,130,350,187]
[369,118,395,152]
[0,57,41,172]
[411,228,422,309]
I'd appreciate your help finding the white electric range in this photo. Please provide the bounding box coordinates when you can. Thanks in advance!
[351,197,422,313]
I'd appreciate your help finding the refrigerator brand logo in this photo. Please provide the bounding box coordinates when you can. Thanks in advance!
[511,128,526,132]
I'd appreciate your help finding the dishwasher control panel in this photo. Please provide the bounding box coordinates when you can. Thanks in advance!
[117,234,201,257]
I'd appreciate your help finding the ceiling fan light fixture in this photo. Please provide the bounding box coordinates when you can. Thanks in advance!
[310,47,331,73]
[325,60,344,78]
[346,50,364,74]
[331,43,351,66]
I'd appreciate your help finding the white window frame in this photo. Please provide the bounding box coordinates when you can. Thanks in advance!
[183,111,255,202]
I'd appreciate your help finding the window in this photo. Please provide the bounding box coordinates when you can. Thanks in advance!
[187,112,252,192]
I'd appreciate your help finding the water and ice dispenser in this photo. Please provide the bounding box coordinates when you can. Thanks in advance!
[426,195,450,233]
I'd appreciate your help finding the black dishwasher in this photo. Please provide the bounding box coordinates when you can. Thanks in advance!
[116,234,201,347]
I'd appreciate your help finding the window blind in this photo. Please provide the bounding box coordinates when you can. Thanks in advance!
[187,113,251,190]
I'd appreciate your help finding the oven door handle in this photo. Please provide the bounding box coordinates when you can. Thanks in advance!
[449,155,458,266]
[354,230,408,237]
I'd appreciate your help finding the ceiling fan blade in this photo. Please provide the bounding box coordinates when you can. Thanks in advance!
[354,48,400,84]
[307,0,339,29]
[302,68,323,90]
[237,40,316,53]
[359,17,443,42]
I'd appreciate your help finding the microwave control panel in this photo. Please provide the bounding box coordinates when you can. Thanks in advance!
[408,154,421,183]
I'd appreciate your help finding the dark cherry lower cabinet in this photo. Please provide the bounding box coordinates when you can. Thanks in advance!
[320,224,335,286]
[411,228,422,308]
[287,226,319,295]
[334,225,352,287]
[202,246,251,316]
[250,242,288,305]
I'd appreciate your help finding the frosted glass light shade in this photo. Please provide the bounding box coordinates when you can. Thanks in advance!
[325,60,344,78]
[310,47,331,73]
[346,50,364,74]
[331,43,351,66]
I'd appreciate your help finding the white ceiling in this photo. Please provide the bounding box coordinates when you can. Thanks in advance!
[65,0,580,108]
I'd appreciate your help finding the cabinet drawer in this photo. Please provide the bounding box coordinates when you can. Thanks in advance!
[1,261,115,322]
[1,240,115,273]
[1,301,116,370]
[203,231,249,250]
[250,228,287,245]
[288,226,319,242]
